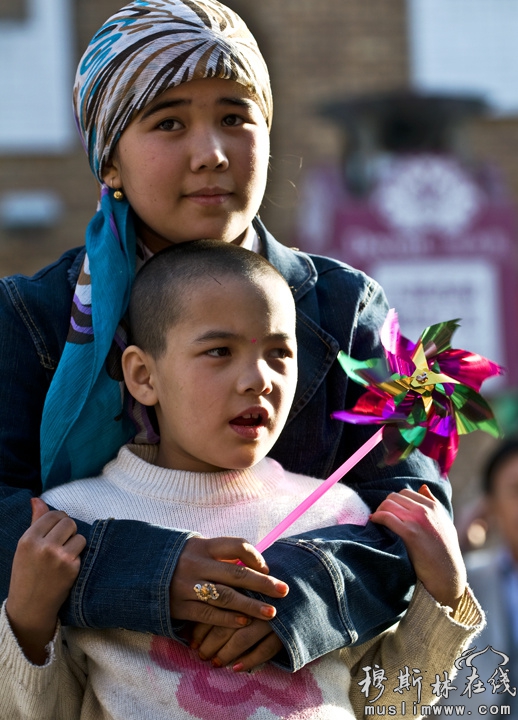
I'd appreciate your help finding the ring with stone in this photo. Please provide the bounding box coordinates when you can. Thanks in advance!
[193,582,220,602]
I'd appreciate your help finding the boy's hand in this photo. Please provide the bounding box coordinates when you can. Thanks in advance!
[370,484,467,612]
[5,498,86,665]
[190,618,283,671]
[170,536,289,628]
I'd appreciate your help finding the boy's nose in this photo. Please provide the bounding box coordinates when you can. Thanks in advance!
[190,130,229,172]
[239,361,273,396]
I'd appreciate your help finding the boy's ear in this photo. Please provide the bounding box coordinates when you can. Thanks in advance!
[122,345,158,406]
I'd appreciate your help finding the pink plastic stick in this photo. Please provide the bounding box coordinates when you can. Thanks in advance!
[255,427,384,554]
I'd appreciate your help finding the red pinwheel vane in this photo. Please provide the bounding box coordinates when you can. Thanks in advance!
[331,309,503,476]
[251,309,503,556]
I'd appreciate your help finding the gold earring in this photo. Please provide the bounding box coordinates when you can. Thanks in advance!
[113,189,124,201]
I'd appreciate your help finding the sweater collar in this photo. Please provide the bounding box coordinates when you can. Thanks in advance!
[107,445,287,505]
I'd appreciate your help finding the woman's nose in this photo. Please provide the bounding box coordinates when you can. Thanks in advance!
[190,129,229,172]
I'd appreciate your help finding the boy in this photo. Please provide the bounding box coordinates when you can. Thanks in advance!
[1,241,483,719]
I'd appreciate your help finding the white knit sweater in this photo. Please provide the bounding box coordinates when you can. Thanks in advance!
[0,445,484,720]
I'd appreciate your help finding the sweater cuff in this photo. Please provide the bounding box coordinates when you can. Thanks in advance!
[451,584,484,627]
[410,581,485,637]
[0,600,60,694]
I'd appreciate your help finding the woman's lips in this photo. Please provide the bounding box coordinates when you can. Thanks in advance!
[185,188,232,206]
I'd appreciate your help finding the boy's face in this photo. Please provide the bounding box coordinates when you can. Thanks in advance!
[148,274,297,473]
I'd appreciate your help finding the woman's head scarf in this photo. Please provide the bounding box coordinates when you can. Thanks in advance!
[74,0,272,182]
[40,0,272,489]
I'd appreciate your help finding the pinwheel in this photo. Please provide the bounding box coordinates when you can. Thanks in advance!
[331,309,502,476]
[253,309,502,555]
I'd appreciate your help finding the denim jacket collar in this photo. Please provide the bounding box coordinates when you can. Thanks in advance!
[254,218,340,425]
[67,247,87,290]
[254,217,317,302]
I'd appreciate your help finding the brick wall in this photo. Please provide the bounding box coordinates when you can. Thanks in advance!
[225,0,410,242]
[1,0,517,279]
[0,0,122,276]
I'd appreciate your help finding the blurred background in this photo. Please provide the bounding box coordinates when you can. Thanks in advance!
[2,0,518,552]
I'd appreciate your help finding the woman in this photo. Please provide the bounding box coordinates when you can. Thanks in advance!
[0,0,449,673]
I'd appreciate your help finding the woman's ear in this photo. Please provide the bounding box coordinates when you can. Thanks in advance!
[102,156,122,190]
[122,345,158,406]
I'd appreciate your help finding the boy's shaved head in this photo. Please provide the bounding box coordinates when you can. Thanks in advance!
[129,240,293,357]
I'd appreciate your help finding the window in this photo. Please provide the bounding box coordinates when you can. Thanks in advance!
[408,0,518,115]
[0,0,74,152]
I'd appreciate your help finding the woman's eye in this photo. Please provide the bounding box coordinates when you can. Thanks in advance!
[206,347,231,357]
[157,118,182,131]
[222,114,244,127]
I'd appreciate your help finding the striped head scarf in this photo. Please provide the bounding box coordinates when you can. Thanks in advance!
[40,0,272,489]
[73,0,272,182]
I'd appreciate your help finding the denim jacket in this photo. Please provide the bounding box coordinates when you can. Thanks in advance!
[0,219,450,671]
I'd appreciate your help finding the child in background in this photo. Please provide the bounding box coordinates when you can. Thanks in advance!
[2,242,484,720]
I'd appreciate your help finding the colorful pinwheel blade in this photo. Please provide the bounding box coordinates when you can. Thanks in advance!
[435,349,503,392]
[380,309,415,375]
[419,319,461,358]
[418,421,459,476]
[333,310,503,475]
[449,384,501,438]
[336,351,391,389]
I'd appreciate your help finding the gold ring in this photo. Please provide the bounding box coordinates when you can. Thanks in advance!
[193,582,220,602]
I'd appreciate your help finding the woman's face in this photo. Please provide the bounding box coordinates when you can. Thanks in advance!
[102,78,270,252]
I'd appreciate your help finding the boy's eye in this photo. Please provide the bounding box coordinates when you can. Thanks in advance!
[206,347,231,357]
[269,348,291,359]
[222,114,244,127]
[157,118,183,131]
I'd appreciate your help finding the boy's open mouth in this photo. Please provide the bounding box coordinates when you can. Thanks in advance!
[230,413,265,427]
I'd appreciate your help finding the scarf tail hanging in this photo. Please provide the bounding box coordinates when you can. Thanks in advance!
[40,190,137,490]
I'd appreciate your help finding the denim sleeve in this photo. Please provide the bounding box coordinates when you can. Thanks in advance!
[0,274,191,636]
[264,272,452,672]
[264,456,445,672]
[0,484,192,636]
[62,517,194,636]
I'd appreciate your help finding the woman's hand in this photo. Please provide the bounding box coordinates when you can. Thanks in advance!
[190,618,283,671]
[5,498,86,665]
[169,536,289,628]
[370,484,467,612]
